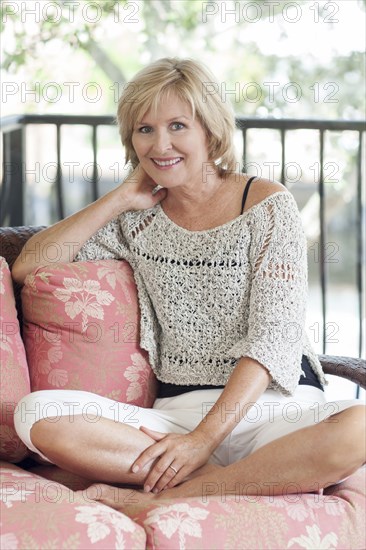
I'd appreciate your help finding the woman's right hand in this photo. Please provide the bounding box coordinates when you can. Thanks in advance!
[120,164,168,212]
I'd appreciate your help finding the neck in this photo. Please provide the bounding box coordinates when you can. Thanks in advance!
[162,172,226,217]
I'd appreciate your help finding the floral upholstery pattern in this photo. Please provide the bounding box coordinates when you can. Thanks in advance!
[0,257,30,463]
[21,260,158,407]
[125,467,366,549]
[0,226,45,330]
[0,461,146,549]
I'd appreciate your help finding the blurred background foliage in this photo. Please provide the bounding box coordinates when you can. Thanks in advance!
[1,0,365,119]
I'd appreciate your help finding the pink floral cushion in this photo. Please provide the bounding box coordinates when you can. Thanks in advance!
[127,468,366,549]
[0,257,30,462]
[21,260,158,407]
[0,461,146,549]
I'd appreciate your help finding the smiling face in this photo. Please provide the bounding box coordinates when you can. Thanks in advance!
[131,93,216,190]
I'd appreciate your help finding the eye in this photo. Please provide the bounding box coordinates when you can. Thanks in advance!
[137,126,152,134]
[171,122,185,130]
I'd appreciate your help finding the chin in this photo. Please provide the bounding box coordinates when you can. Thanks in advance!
[150,174,184,187]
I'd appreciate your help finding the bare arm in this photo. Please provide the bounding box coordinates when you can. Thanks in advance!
[194,356,271,450]
[133,357,271,492]
[12,166,167,284]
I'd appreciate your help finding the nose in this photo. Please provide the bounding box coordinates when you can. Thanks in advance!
[151,129,172,154]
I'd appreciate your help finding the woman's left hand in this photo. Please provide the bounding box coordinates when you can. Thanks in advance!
[131,427,213,493]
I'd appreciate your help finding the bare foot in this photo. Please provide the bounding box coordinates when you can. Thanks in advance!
[86,465,225,513]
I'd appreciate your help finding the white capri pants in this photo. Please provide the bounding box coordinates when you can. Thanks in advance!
[14,385,362,479]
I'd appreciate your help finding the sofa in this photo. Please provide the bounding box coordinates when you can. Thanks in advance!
[1,225,365,550]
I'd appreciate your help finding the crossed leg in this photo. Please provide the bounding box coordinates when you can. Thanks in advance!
[17,391,366,510]
[89,404,366,510]
[29,413,219,486]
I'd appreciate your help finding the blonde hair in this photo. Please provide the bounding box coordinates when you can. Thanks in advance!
[116,58,238,177]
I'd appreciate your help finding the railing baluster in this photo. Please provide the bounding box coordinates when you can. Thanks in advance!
[241,127,247,171]
[319,129,326,353]
[92,125,98,201]
[1,127,25,225]
[356,130,364,399]
[0,132,11,225]
[56,124,64,220]
[280,128,285,186]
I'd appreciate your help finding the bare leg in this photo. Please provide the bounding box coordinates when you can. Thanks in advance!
[91,405,366,510]
[31,415,222,487]
[31,415,163,485]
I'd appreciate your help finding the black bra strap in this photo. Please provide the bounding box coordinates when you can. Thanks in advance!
[241,176,257,214]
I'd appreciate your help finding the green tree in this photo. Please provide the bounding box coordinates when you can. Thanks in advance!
[1,0,205,82]
[1,0,363,119]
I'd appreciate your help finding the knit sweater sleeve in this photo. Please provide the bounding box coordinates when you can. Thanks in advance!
[74,215,132,262]
[228,192,308,395]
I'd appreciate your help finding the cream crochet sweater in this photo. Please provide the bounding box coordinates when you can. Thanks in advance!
[76,191,327,396]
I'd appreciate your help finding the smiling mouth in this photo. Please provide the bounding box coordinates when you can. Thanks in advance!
[152,158,183,167]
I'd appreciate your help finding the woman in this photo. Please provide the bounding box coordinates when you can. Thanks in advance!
[13,58,365,507]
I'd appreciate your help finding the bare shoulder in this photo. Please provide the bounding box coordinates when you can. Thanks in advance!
[243,176,289,212]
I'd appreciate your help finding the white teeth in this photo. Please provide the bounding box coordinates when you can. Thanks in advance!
[153,158,182,167]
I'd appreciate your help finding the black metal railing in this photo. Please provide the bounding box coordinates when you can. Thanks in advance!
[1,114,114,223]
[1,114,365,375]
